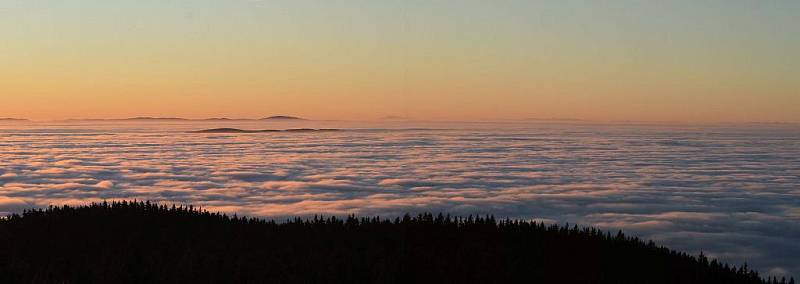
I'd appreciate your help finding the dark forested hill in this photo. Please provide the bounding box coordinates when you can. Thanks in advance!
[0,201,792,284]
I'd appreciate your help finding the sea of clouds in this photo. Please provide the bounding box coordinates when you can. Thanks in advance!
[1,121,798,277]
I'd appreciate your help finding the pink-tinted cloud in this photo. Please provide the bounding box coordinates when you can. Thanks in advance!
[0,122,798,277]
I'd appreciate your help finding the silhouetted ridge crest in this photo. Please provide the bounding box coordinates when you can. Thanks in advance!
[191,128,339,133]
[0,201,791,284]
[262,115,304,120]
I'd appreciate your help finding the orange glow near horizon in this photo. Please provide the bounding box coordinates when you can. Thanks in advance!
[1,1,798,123]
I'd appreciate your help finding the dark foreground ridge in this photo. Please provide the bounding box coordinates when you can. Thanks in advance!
[191,128,339,133]
[0,201,792,284]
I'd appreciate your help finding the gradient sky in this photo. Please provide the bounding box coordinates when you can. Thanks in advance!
[1,0,798,122]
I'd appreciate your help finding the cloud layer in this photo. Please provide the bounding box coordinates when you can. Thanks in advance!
[1,123,799,277]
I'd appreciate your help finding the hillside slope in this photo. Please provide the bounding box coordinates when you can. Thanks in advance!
[0,201,791,284]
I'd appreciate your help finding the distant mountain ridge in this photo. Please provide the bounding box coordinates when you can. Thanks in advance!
[525,117,587,122]
[58,116,307,122]
[192,128,338,133]
[62,117,188,122]
[262,116,305,120]
[381,116,411,121]
[127,117,188,121]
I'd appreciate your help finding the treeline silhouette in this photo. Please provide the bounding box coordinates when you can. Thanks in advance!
[0,201,793,284]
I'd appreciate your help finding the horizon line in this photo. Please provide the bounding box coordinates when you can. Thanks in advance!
[2,116,799,126]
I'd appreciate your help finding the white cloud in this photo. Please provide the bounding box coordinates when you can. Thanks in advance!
[0,122,798,277]
[96,181,115,189]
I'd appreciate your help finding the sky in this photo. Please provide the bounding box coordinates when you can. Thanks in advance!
[1,0,798,122]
